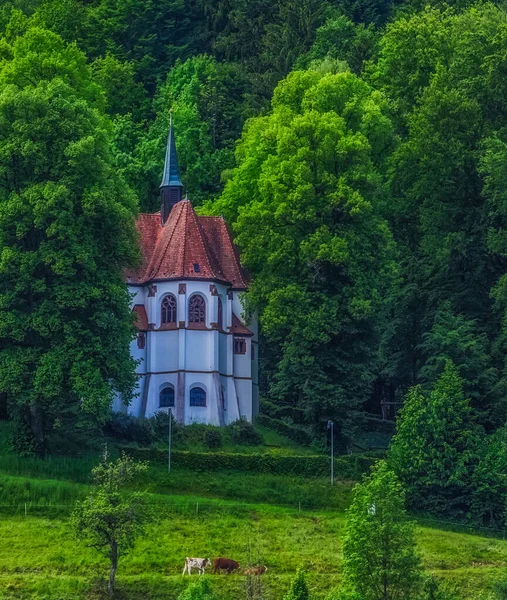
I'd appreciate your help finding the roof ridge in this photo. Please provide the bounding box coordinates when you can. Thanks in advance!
[187,203,218,278]
[145,203,183,280]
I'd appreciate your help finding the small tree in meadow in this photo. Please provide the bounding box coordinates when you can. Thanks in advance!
[71,452,151,596]
[341,461,422,600]
[178,577,220,600]
[284,568,310,600]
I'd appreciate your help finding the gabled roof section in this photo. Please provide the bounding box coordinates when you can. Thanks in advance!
[199,217,248,289]
[125,201,248,289]
[231,312,253,336]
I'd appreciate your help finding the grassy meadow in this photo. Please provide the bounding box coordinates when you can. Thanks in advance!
[1,499,507,599]
[0,422,507,599]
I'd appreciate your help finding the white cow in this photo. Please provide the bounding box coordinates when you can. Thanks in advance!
[182,557,211,576]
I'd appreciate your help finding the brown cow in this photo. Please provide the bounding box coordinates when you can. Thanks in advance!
[243,566,268,576]
[213,558,239,574]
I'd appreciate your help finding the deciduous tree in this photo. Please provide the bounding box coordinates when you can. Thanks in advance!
[0,27,138,454]
[71,453,151,596]
[209,65,397,442]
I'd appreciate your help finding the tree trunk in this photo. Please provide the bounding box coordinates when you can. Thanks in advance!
[108,541,118,597]
[29,403,45,457]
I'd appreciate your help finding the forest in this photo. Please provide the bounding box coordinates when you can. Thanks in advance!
[1,0,507,528]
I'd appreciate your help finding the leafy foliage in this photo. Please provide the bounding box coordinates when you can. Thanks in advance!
[341,460,422,600]
[283,568,310,600]
[178,577,220,600]
[389,362,481,517]
[0,27,138,454]
[71,452,151,595]
[209,66,397,443]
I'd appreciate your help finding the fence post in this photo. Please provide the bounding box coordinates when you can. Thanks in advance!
[196,502,199,515]
[299,502,301,514]
[24,503,27,517]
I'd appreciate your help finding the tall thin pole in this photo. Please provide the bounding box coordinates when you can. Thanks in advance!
[328,420,334,486]
[168,410,172,473]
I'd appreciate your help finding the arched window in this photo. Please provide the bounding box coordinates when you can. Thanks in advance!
[190,386,206,407]
[218,297,223,329]
[188,295,206,324]
[161,295,177,324]
[159,386,175,408]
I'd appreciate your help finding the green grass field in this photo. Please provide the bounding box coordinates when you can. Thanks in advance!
[0,422,506,600]
[1,500,507,600]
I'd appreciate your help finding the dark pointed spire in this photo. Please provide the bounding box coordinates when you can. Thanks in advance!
[160,109,183,225]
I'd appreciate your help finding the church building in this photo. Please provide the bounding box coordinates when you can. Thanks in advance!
[116,116,259,425]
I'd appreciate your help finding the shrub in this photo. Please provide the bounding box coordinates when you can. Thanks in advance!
[204,428,223,449]
[103,413,154,445]
[120,446,376,479]
[178,577,220,600]
[228,419,263,446]
[284,569,310,600]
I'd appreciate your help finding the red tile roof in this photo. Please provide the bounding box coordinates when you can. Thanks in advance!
[133,304,148,331]
[231,312,253,336]
[126,201,248,289]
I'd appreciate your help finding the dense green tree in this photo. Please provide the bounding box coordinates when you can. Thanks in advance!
[209,65,397,441]
[72,453,151,595]
[470,426,507,526]
[296,15,378,75]
[124,55,248,210]
[0,27,138,454]
[368,5,507,423]
[341,461,422,600]
[91,54,148,119]
[418,301,497,423]
[389,362,481,516]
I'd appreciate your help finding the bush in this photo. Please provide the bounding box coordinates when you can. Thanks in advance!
[178,577,220,600]
[228,419,263,446]
[204,428,223,449]
[120,446,376,479]
[103,413,154,445]
[284,569,309,600]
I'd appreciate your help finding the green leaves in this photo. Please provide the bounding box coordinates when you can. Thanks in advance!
[208,65,396,440]
[341,461,422,600]
[71,454,151,593]
[283,568,310,600]
[0,27,138,453]
[389,362,480,517]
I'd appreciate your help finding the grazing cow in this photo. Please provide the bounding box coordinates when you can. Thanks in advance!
[243,566,268,576]
[182,557,211,576]
[213,557,240,575]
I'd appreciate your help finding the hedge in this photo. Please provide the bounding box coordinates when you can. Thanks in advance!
[119,446,377,480]
[255,414,313,446]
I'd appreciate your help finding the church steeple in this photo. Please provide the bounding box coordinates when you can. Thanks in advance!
[160,109,183,225]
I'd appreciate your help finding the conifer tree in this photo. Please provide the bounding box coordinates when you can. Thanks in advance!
[284,568,310,600]
[341,461,422,600]
[389,361,480,516]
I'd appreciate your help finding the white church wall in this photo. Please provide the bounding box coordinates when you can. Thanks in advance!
[233,338,252,379]
[221,375,241,423]
[234,378,253,421]
[150,330,179,373]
